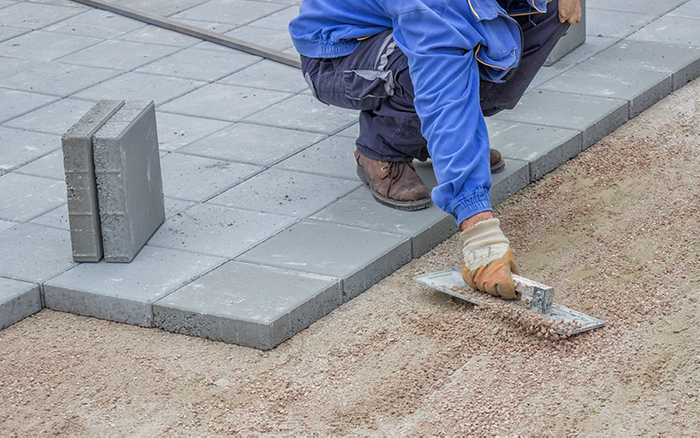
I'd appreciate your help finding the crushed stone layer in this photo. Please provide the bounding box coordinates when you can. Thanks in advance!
[1,76,698,436]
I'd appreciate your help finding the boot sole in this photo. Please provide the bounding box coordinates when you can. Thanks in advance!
[356,164,433,211]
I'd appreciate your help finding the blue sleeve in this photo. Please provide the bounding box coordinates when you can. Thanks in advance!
[390,3,509,224]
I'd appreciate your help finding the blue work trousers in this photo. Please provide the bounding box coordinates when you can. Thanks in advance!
[300,0,570,162]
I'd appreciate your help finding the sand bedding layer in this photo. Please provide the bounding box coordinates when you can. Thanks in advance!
[1,79,699,435]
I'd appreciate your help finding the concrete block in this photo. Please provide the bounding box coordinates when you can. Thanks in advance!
[160,152,261,202]
[137,47,258,82]
[276,135,359,180]
[243,94,358,134]
[44,245,225,327]
[0,30,102,62]
[0,277,42,330]
[93,100,165,263]
[218,59,308,93]
[0,127,58,173]
[179,122,325,166]
[5,98,101,136]
[147,203,296,258]
[0,63,120,98]
[537,59,672,118]
[159,83,291,122]
[0,173,66,223]
[487,119,582,181]
[0,224,75,284]
[74,72,205,107]
[153,261,342,350]
[0,88,57,124]
[491,90,628,150]
[62,99,124,262]
[209,168,361,218]
[154,113,230,152]
[546,0,586,65]
[238,219,412,301]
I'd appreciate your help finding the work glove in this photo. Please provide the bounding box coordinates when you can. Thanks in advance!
[460,218,521,300]
[557,0,582,25]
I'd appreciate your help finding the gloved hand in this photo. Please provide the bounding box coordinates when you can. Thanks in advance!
[558,0,582,25]
[460,218,521,300]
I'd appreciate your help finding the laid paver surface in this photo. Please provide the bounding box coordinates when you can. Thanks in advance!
[1,0,699,349]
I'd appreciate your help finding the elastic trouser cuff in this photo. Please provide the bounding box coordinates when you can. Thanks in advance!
[443,188,493,225]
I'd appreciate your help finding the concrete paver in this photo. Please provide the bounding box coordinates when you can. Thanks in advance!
[0,277,41,330]
[1,0,699,349]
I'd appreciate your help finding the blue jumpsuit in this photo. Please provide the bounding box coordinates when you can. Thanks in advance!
[289,0,568,224]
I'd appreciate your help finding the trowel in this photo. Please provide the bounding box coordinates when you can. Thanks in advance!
[413,269,604,334]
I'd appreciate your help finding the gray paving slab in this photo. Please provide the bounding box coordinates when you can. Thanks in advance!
[0,223,75,283]
[0,173,66,223]
[73,72,206,106]
[0,2,84,29]
[586,0,687,14]
[58,39,181,71]
[587,39,700,92]
[116,24,201,47]
[0,25,29,43]
[0,30,103,62]
[669,0,700,18]
[628,15,700,47]
[538,60,672,119]
[178,122,325,166]
[485,158,530,208]
[17,149,65,181]
[108,0,210,17]
[30,204,69,231]
[492,90,629,150]
[243,94,358,134]
[238,219,412,301]
[0,56,34,80]
[209,167,361,217]
[43,245,225,327]
[217,60,308,93]
[246,5,299,29]
[153,261,342,349]
[276,135,358,180]
[44,8,145,39]
[93,100,165,263]
[170,18,237,34]
[224,26,296,52]
[159,83,290,122]
[146,203,296,258]
[163,197,196,220]
[136,46,259,81]
[0,127,59,173]
[0,277,42,330]
[62,99,125,262]
[335,123,359,139]
[0,62,121,97]
[487,120,582,182]
[585,9,655,40]
[5,98,101,135]
[0,220,15,234]
[155,112,231,152]
[310,186,457,258]
[160,152,261,201]
[170,0,288,26]
[0,89,57,124]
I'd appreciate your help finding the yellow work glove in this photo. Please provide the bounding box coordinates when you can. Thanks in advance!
[558,0,582,25]
[460,218,521,300]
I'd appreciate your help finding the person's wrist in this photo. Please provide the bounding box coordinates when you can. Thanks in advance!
[459,211,494,231]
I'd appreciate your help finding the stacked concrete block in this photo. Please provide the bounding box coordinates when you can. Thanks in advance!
[93,101,165,263]
[62,100,125,262]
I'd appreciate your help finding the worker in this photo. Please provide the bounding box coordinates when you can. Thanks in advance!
[289,0,581,300]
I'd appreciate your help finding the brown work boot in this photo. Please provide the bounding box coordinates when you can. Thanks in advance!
[355,150,432,211]
[490,148,505,174]
[417,147,506,174]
